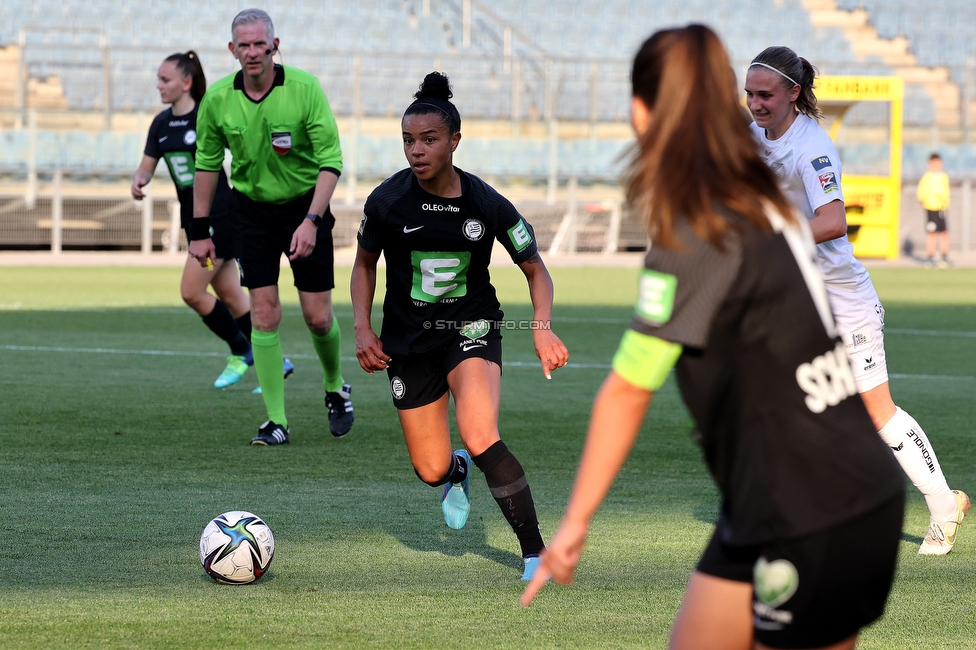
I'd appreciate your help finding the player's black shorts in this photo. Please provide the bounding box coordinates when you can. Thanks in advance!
[696,493,903,649]
[925,209,947,233]
[232,188,336,292]
[385,327,503,410]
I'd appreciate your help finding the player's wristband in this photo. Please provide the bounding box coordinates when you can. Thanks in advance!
[612,329,682,391]
[188,216,211,241]
[305,213,322,227]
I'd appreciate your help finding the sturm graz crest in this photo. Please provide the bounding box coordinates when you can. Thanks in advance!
[462,219,484,241]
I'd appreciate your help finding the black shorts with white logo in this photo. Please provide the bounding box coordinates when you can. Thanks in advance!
[696,493,903,649]
[232,188,336,292]
[926,209,948,233]
[385,328,502,410]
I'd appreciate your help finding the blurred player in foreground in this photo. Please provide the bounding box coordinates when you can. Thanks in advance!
[190,8,351,444]
[745,45,968,555]
[131,51,257,389]
[351,72,568,580]
[522,25,905,650]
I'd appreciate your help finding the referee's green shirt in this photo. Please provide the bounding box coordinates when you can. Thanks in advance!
[196,65,342,204]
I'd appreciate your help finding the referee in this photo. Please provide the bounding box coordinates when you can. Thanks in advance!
[189,8,353,445]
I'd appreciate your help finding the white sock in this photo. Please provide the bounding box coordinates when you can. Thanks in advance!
[877,407,956,522]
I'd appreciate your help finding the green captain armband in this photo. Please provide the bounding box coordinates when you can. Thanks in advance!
[612,330,682,391]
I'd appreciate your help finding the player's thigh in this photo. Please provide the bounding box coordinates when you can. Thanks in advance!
[447,358,501,456]
[827,283,887,393]
[669,571,753,650]
[397,393,453,481]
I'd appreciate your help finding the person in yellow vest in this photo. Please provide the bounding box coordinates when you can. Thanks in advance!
[917,153,951,267]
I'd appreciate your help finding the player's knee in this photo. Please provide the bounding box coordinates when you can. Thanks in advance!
[181,288,206,311]
[414,462,451,487]
[303,311,333,335]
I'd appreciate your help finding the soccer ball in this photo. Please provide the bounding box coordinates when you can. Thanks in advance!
[199,511,275,585]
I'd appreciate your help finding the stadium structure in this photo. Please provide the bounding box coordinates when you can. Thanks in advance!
[0,0,974,256]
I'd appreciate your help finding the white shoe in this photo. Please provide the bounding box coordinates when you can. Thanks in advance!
[919,490,971,555]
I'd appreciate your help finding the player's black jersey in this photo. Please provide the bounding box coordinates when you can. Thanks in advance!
[359,168,538,357]
[144,105,231,224]
[632,212,903,545]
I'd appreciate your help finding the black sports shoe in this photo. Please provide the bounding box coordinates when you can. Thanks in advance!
[250,420,290,446]
[325,383,354,437]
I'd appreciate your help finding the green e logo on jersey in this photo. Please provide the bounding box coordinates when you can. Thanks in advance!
[411,251,472,302]
[163,152,195,188]
[636,269,677,324]
[507,219,533,252]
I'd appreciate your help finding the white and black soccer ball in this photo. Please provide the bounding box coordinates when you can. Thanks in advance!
[199,511,275,585]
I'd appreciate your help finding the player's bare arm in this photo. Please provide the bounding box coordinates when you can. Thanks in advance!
[350,246,390,373]
[518,253,569,379]
[809,199,848,244]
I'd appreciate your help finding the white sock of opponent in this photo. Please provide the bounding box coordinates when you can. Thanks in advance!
[877,407,956,522]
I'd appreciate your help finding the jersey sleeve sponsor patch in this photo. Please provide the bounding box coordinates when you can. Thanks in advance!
[635,269,677,325]
[818,171,839,194]
[810,156,832,172]
[507,219,533,252]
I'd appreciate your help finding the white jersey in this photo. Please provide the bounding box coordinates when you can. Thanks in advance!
[751,114,869,288]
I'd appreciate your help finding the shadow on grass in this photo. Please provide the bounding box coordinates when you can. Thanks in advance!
[375,487,524,573]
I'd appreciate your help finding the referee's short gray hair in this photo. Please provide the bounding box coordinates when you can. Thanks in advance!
[231,8,275,43]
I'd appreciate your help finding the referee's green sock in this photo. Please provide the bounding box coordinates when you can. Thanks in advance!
[251,329,287,427]
[311,320,345,393]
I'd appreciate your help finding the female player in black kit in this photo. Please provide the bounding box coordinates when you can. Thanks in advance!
[131,52,292,389]
[522,26,904,650]
[351,72,569,581]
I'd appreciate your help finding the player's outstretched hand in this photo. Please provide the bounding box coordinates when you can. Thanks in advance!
[534,328,569,380]
[355,327,391,374]
[520,519,588,607]
[288,219,318,260]
[188,238,217,270]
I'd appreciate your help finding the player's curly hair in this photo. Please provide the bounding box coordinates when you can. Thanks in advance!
[625,24,797,250]
[403,71,461,134]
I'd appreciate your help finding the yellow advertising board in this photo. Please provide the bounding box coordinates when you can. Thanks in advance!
[818,75,903,259]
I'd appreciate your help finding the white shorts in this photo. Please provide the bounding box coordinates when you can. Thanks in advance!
[825,281,889,393]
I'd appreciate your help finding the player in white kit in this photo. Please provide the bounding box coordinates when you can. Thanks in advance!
[744,46,968,555]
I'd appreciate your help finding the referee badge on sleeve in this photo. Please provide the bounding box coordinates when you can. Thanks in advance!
[271,132,292,155]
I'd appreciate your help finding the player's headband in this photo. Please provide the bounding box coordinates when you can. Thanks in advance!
[406,98,461,133]
[749,62,800,87]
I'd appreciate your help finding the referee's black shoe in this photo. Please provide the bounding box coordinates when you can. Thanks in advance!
[250,420,290,446]
[325,384,354,437]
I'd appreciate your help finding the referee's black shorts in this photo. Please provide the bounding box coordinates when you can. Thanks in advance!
[231,188,336,292]
[180,199,237,261]
[696,493,903,649]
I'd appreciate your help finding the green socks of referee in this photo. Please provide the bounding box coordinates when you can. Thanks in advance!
[251,329,287,427]
[310,320,345,393]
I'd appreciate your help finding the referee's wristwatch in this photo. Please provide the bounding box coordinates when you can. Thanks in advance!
[305,213,322,227]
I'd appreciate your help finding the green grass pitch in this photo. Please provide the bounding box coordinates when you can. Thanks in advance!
[0,265,974,649]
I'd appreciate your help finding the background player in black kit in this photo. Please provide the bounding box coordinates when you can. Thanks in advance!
[131,51,262,390]
[351,72,569,581]
[522,26,904,650]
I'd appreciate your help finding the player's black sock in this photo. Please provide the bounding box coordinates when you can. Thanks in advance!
[472,441,545,557]
[236,311,253,343]
[202,299,250,356]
